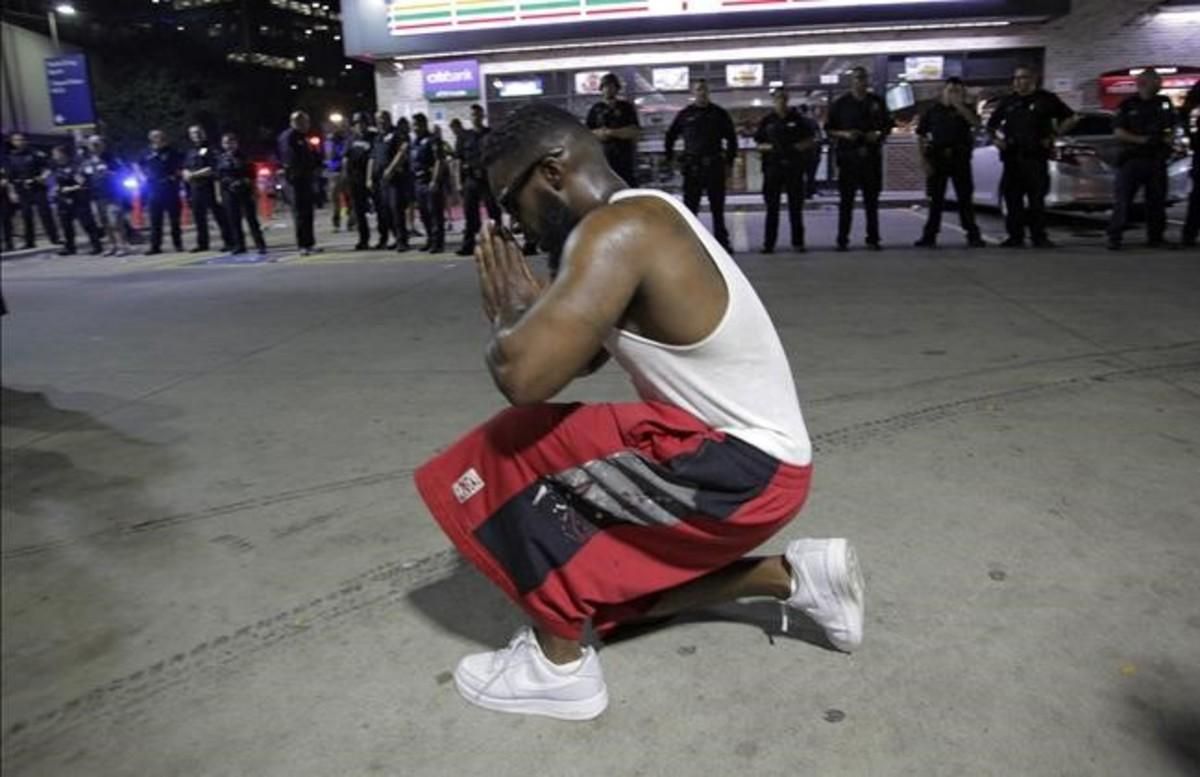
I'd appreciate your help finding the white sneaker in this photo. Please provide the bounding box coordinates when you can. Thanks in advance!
[453,627,609,721]
[783,538,865,652]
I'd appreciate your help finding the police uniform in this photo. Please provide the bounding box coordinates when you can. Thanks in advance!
[586,98,640,186]
[826,91,894,248]
[370,123,400,248]
[140,144,184,253]
[185,140,233,251]
[344,129,374,249]
[5,145,60,248]
[1183,82,1200,247]
[278,126,322,250]
[665,101,738,250]
[985,88,1074,246]
[412,129,446,252]
[217,148,266,254]
[754,107,814,252]
[389,126,413,251]
[916,102,984,245]
[1106,92,1177,247]
[456,125,500,255]
[0,163,13,252]
[52,157,103,255]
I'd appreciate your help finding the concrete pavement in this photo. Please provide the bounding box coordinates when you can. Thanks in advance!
[2,207,1199,776]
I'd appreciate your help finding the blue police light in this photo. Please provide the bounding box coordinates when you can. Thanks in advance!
[122,176,139,190]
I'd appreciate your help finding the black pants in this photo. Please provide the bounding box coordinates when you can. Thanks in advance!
[1001,156,1050,243]
[148,186,183,251]
[1184,160,1199,245]
[57,196,102,252]
[371,177,393,245]
[1,192,14,250]
[222,185,265,252]
[386,179,410,248]
[682,158,729,248]
[922,152,981,240]
[836,153,883,246]
[805,151,821,198]
[417,181,445,250]
[290,178,315,249]
[349,178,371,247]
[460,174,500,251]
[1107,156,1168,245]
[190,183,232,250]
[18,185,59,247]
[763,164,805,250]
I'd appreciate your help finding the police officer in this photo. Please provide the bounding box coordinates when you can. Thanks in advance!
[586,73,641,187]
[664,79,738,252]
[753,87,815,254]
[798,104,822,199]
[215,132,267,255]
[915,77,987,248]
[278,111,323,255]
[0,150,13,253]
[1104,69,1178,250]
[384,116,413,253]
[986,65,1077,248]
[826,67,893,251]
[139,129,184,255]
[1182,81,1200,248]
[82,135,130,257]
[344,112,374,250]
[452,104,502,256]
[5,133,61,249]
[50,144,103,256]
[184,125,233,253]
[367,110,399,249]
[411,113,446,253]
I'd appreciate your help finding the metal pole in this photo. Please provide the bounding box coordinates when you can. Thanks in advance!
[47,10,59,51]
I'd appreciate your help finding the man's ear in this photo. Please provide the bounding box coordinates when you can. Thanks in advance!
[540,156,566,191]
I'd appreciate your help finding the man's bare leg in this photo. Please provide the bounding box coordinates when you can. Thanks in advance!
[643,556,791,619]
[535,629,585,664]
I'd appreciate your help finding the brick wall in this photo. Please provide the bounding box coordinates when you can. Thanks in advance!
[1035,0,1200,109]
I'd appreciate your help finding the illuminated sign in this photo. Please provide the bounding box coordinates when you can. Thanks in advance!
[575,70,607,94]
[725,62,763,88]
[903,55,944,81]
[495,77,544,96]
[652,66,690,91]
[422,59,480,99]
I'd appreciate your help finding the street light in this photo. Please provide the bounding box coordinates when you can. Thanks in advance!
[47,3,77,51]
[329,112,344,124]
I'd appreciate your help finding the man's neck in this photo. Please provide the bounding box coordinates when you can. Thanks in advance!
[851,89,867,100]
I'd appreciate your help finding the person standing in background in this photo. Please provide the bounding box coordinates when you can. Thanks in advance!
[278,110,323,255]
[914,78,986,248]
[183,125,234,253]
[755,87,816,254]
[1182,81,1200,248]
[586,73,640,187]
[50,145,103,256]
[217,132,267,255]
[664,79,738,253]
[826,67,893,251]
[139,129,184,255]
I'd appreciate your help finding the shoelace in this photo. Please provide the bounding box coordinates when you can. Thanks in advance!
[468,630,532,699]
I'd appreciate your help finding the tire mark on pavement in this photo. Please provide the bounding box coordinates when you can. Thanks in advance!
[3,355,1198,761]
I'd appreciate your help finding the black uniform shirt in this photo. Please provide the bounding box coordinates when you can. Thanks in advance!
[917,102,977,153]
[1114,93,1177,162]
[6,148,50,184]
[140,146,183,187]
[1184,82,1200,163]
[185,144,220,188]
[52,161,87,200]
[456,127,489,180]
[411,132,443,185]
[344,136,373,180]
[664,103,738,162]
[217,150,253,191]
[370,128,400,178]
[754,108,814,169]
[986,89,1074,157]
[278,128,321,181]
[826,92,894,160]
[586,99,640,175]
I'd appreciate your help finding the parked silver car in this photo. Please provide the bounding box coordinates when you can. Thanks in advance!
[963,111,1192,211]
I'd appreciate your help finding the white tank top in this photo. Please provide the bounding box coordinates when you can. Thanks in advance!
[603,189,812,466]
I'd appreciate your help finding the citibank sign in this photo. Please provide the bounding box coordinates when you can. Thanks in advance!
[421,59,480,101]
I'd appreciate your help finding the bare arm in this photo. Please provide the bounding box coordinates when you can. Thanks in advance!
[477,210,646,405]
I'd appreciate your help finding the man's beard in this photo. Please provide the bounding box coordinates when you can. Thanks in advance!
[533,190,580,276]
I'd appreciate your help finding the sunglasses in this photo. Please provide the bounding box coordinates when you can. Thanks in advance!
[497,147,564,218]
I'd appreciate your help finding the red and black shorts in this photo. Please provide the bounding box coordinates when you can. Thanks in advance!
[415,401,812,640]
